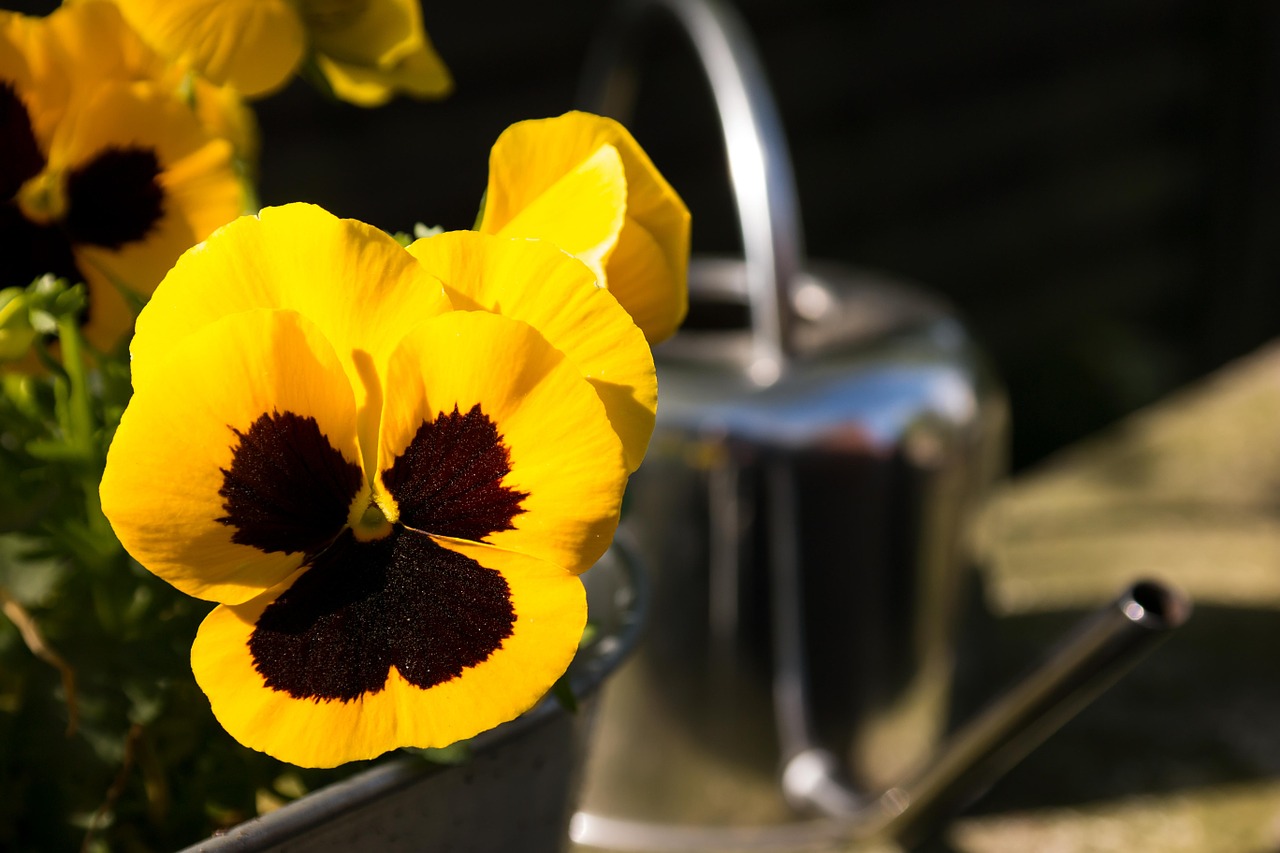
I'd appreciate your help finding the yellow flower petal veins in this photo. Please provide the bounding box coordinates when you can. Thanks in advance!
[106,0,306,98]
[105,0,450,105]
[408,230,656,473]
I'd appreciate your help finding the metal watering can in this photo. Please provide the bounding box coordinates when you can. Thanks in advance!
[570,0,1191,849]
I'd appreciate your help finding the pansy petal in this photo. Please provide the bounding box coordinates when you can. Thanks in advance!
[43,0,168,87]
[131,203,451,470]
[308,0,452,106]
[101,309,366,604]
[487,143,625,284]
[0,9,71,144]
[478,111,691,344]
[109,0,305,98]
[407,230,655,472]
[377,310,627,574]
[191,530,585,767]
[604,214,689,347]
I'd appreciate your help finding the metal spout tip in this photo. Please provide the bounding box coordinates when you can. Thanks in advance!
[1121,579,1192,631]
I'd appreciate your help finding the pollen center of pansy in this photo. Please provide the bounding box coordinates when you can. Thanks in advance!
[63,147,166,250]
[352,500,393,541]
[15,170,68,225]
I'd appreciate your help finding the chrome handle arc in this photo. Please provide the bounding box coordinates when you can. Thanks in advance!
[578,0,804,382]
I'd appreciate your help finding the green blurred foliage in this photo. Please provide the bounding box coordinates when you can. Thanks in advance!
[0,277,369,851]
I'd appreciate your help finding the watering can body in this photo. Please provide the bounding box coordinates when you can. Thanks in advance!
[573,2,1188,848]
[622,257,1007,794]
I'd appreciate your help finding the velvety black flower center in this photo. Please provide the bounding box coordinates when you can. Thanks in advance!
[224,404,526,699]
[1,82,166,290]
[218,410,364,557]
[249,528,515,701]
[382,403,529,541]
[63,147,165,249]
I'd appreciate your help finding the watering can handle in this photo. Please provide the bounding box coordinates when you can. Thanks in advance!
[578,0,804,382]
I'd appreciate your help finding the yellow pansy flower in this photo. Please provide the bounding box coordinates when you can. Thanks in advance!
[100,204,644,767]
[477,111,692,344]
[33,1,259,168]
[103,0,453,105]
[1,5,245,352]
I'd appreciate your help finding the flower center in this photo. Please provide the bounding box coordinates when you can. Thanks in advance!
[352,499,393,542]
[15,170,68,225]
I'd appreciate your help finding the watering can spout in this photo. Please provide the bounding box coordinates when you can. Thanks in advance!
[780,579,1192,845]
[573,581,1191,851]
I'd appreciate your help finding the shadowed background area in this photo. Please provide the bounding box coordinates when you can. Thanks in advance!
[10,0,1280,468]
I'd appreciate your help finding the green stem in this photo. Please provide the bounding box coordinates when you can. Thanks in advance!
[56,319,115,553]
[56,317,93,456]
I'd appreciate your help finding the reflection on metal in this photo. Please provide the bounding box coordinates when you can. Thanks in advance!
[573,0,1192,850]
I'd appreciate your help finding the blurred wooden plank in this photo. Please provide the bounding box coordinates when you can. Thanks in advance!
[972,340,1280,614]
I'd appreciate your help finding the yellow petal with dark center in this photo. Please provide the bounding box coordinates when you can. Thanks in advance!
[377,310,627,575]
[101,308,366,605]
[131,203,451,473]
[407,230,655,472]
[109,0,305,98]
[39,82,245,350]
[478,111,691,343]
[191,533,585,767]
[308,0,452,106]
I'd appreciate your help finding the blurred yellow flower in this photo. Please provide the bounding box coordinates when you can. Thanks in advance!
[101,204,638,766]
[1,4,246,352]
[103,0,453,105]
[477,111,691,344]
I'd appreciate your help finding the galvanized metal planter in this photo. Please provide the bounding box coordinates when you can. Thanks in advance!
[183,541,645,853]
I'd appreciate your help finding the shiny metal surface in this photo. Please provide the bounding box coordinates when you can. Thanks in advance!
[579,0,803,380]
[573,0,1191,850]
[615,256,1006,795]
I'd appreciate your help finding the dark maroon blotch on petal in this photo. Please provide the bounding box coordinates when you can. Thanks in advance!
[249,529,515,701]
[218,410,364,557]
[381,403,528,542]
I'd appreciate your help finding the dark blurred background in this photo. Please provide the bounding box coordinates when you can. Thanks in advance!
[12,0,1280,470]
